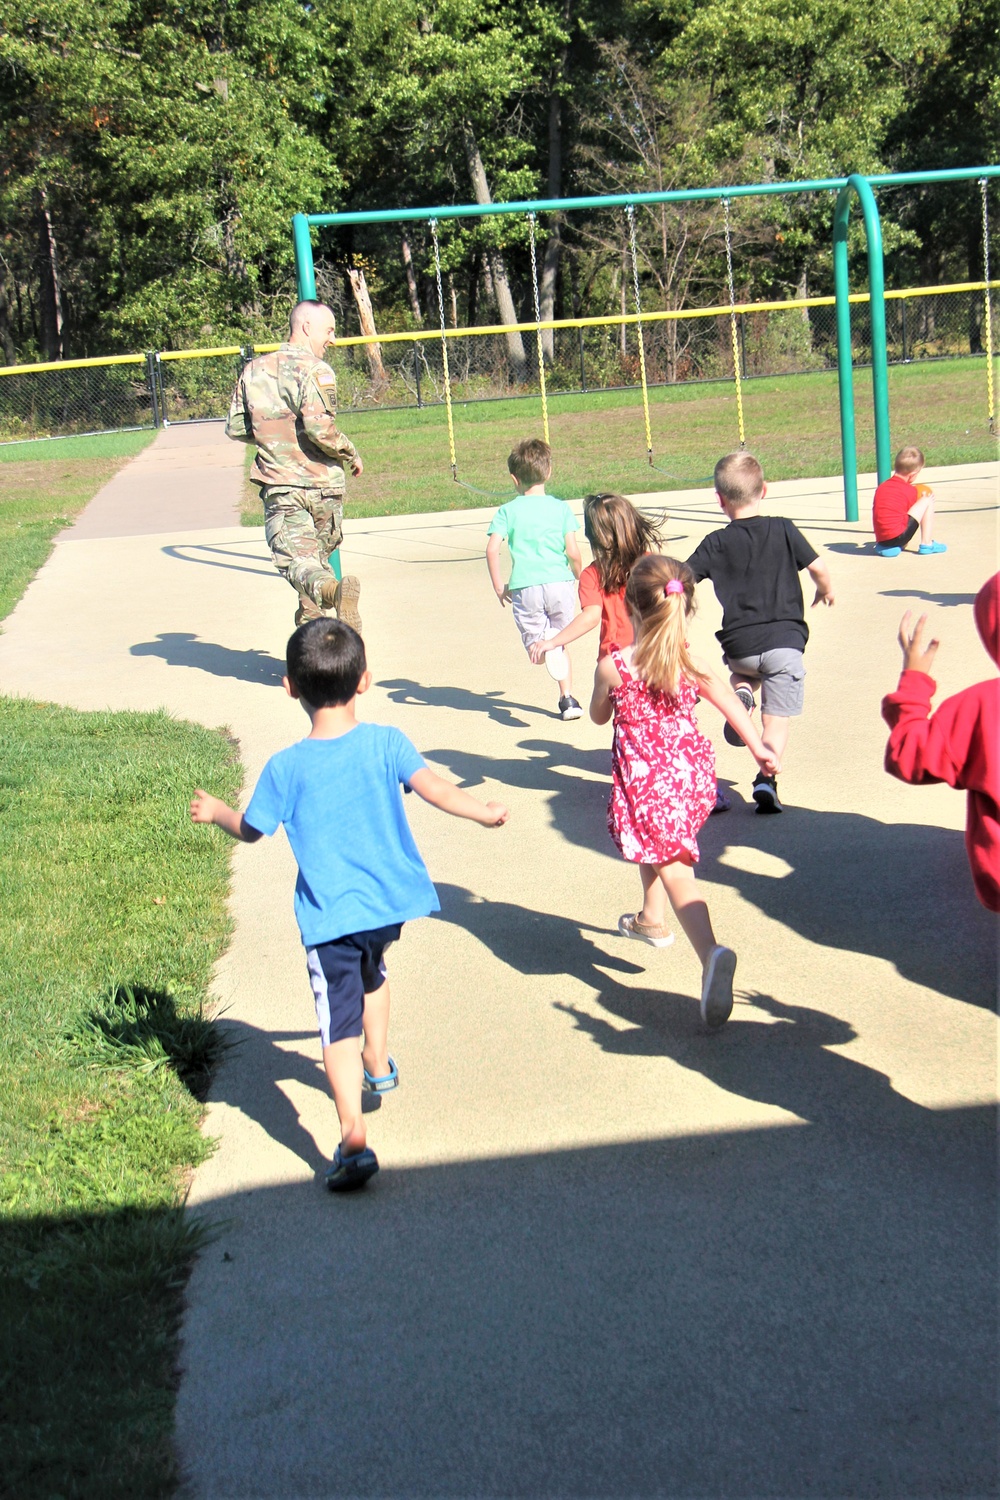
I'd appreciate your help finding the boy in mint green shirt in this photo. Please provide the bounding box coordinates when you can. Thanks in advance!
[486,438,583,720]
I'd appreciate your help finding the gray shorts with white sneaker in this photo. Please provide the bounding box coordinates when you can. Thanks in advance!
[510,581,577,650]
[724,647,806,717]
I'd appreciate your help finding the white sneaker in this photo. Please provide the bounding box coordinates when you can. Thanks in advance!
[700,945,736,1029]
[544,645,569,681]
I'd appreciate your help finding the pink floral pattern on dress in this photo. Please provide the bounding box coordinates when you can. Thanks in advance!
[608,648,717,864]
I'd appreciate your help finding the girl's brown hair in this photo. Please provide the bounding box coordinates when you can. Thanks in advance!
[583,493,662,593]
[625,554,707,697]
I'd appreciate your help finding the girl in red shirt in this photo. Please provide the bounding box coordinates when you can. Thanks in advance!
[528,493,662,667]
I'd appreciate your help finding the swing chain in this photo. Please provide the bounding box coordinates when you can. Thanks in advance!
[625,205,654,462]
[980,179,996,435]
[527,213,550,443]
[723,197,747,450]
[429,219,458,478]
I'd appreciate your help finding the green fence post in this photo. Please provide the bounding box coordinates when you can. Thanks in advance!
[292,214,317,301]
[833,188,860,521]
[833,174,891,522]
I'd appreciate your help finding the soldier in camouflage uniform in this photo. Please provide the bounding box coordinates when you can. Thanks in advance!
[226,301,363,630]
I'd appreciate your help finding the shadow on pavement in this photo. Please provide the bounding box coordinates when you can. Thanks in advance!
[425,738,995,1008]
[177,1105,998,1498]
[698,808,995,1008]
[131,632,286,685]
[379,678,561,726]
[878,588,978,608]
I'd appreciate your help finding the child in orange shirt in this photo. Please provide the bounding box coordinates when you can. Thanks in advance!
[528,493,662,664]
[872,445,946,557]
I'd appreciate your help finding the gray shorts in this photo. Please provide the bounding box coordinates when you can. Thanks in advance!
[510,581,577,651]
[725,648,806,717]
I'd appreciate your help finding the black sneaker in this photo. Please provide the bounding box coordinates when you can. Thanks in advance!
[558,695,583,721]
[724,686,755,746]
[752,772,783,814]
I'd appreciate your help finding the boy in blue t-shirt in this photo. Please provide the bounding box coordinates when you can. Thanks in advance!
[191,619,508,1192]
[486,437,584,720]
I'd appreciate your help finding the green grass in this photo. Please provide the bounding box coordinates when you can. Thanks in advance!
[0,435,244,1496]
[238,356,1000,525]
[0,430,155,622]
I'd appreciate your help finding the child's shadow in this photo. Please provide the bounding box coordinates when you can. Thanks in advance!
[378,679,560,727]
[209,1020,379,1177]
[436,884,936,1133]
[428,739,613,855]
[131,632,285,685]
[558,987,920,1131]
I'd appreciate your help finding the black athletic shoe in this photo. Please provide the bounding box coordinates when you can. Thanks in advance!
[724,686,755,746]
[752,772,783,814]
[559,695,583,721]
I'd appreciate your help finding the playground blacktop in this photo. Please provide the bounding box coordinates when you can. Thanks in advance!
[0,425,997,1498]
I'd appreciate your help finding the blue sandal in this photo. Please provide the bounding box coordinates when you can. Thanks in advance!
[325,1144,379,1192]
[362,1056,399,1094]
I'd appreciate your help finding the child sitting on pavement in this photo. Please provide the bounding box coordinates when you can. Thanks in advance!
[686,451,834,814]
[486,438,584,720]
[882,576,1000,911]
[872,445,946,557]
[190,619,508,1192]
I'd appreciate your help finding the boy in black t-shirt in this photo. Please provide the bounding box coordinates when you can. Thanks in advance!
[687,453,834,812]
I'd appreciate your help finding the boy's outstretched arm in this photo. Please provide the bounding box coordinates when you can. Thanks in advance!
[806,557,835,607]
[564,531,582,580]
[190,790,264,842]
[408,768,508,826]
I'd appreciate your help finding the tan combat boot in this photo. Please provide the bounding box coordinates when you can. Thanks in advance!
[333,575,362,633]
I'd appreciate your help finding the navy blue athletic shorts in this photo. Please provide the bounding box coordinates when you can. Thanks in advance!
[305,924,402,1046]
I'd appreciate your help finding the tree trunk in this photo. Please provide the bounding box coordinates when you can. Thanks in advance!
[37,189,65,361]
[482,252,496,308]
[400,236,423,325]
[346,265,389,391]
[0,268,16,364]
[538,91,563,362]
[461,123,527,381]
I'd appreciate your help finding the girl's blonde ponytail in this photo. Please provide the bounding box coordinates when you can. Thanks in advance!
[625,555,706,696]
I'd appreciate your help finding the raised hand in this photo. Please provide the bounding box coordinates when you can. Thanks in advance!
[898,610,940,676]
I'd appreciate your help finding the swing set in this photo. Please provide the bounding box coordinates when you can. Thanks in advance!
[293,164,1000,521]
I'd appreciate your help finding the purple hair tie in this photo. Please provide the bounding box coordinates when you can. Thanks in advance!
[665,579,685,595]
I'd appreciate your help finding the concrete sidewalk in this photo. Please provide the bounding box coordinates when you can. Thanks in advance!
[0,427,996,1498]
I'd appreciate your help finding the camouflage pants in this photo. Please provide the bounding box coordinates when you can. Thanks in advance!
[261,486,344,624]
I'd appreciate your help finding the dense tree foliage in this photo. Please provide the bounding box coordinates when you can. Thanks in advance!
[0,0,996,359]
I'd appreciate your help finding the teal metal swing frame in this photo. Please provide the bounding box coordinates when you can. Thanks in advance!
[293,165,1000,521]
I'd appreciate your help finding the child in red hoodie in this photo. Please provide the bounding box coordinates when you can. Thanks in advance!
[882,573,1000,911]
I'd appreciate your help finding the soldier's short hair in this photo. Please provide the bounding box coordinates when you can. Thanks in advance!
[714,451,765,508]
[287,618,365,706]
[508,438,553,486]
[290,300,334,334]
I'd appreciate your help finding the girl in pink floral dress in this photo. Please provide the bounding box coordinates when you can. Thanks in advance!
[590,554,779,1027]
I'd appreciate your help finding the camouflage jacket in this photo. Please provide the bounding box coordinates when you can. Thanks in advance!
[226,342,360,491]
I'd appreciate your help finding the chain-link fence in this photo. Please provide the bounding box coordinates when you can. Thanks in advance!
[0,285,996,441]
[0,355,151,440]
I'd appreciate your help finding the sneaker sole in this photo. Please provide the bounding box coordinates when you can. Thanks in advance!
[752,783,783,814]
[560,706,583,720]
[618,914,674,948]
[723,690,754,746]
[701,947,736,1029]
[325,1153,379,1192]
[334,576,362,633]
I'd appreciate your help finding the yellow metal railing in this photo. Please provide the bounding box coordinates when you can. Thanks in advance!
[0,279,995,368]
